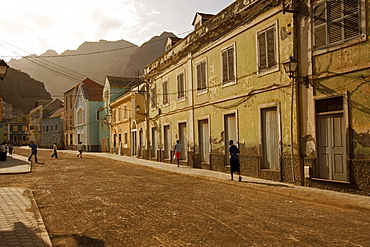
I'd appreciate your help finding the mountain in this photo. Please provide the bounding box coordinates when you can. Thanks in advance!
[124,32,178,77]
[8,32,177,99]
[0,68,52,113]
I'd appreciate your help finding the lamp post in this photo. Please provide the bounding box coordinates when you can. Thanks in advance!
[283,56,298,183]
[0,59,9,80]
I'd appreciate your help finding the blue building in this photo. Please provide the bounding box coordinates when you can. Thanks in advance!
[3,115,28,146]
[40,108,64,148]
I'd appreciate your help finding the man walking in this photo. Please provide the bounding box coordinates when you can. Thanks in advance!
[77,142,83,158]
[28,141,38,163]
[51,143,58,158]
[229,140,242,182]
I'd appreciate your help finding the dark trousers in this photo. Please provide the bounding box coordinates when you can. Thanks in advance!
[51,150,58,158]
[28,152,38,163]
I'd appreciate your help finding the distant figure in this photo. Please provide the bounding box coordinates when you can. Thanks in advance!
[0,141,7,161]
[229,140,242,182]
[174,140,182,167]
[8,143,13,155]
[77,142,83,158]
[28,141,38,163]
[51,143,58,158]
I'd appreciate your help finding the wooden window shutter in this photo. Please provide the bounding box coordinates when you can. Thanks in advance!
[344,0,360,39]
[267,27,276,67]
[328,1,342,44]
[227,47,235,82]
[201,61,206,90]
[258,32,267,70]
[314,2,327,48]
[222,50,228,83]
[196,63,202,90]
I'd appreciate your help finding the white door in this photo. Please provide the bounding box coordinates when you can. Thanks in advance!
[261,108,279,170]
[199,120,210,162]
[317,114,346,181]
[224,114,237,164]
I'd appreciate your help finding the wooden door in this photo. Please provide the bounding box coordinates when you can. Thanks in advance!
[179,123,187,160]
[151,127,158,158]
[317,114,346,180]
[164,125,171,159]
[199,120,210,162]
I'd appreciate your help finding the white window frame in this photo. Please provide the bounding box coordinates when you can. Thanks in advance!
[221,43,236,86]
[256,21,279,77]
[196,58,208,94]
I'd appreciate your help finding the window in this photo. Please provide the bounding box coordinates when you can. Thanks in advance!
[55,124,58,131]
[162,80,169,106]
[124,105,128,120]
[22,126,27,131]
[196,59,207,93]
[257,24,277,73]
[46,125,49,132]
[177,72,185,100]
[221,45,236,85]
[118,107,122,122]
[150,85,157,109]
[314,0,362,50]
[77,108,84,125]
[13,126,18,132]
[50,125,53,132]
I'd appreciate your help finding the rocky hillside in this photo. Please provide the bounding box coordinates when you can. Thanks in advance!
[0,68,51,113]
[8,32,177,99]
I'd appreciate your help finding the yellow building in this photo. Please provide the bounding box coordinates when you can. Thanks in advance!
[110,88,145,156]
[145,0,297,178]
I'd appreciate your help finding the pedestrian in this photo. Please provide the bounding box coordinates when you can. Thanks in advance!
[77,142,83,158]
[173,140,182,167]
[28,141,38,163]
[229,140,242,182]
[51,142,58,158]
[8,143,13,155]
[0,141,7,161]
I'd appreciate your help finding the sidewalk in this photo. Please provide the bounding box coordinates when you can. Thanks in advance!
[0,154,52,247]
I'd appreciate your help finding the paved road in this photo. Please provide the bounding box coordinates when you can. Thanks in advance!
[1,147,370,246]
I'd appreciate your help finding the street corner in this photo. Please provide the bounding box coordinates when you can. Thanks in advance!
[0,154,31,174]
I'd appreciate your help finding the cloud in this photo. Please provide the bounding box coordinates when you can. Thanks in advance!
[147,9,161,16]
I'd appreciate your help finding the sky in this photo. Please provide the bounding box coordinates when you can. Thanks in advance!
[0,0,233,61]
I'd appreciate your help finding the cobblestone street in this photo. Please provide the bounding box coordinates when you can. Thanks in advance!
[1,147,370,247]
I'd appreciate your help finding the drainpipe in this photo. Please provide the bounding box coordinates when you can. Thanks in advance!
[293,0,305,186]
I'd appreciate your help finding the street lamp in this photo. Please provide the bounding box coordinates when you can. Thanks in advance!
[283,56,298,78]
[0,59,9,80]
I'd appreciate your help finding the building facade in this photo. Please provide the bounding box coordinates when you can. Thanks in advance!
[40,108,64,148]
[142,0,370,194]
[74,78,103,151]
[63,85,78,149]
